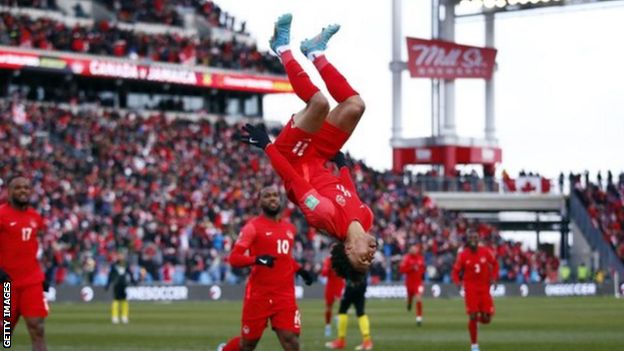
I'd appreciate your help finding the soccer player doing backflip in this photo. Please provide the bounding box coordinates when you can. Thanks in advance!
[452,231,499,351]
[239,13,377,281]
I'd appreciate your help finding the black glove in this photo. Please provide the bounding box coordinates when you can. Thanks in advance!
[297,269,314,286]
[0,268,10,283]
[43,280,50,293]
[255,255,275,268]
[331,151,347,168]
[239,123,271,149]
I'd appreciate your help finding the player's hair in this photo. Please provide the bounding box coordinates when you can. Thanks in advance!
[6,173,29,187]
[330,242,365,283]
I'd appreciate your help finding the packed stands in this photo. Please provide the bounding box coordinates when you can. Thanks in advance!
[0,11,283,74]
[0,98,561,287]
[573,171,624,263]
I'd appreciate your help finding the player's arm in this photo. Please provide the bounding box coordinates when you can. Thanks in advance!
[105,266,115,291]
[239,124,314,200]
[293,260,314,286]
[228,224,275,268]
[451,252,464,287]
[0,221,10,282]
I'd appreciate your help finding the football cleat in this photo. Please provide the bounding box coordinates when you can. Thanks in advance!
[325,338,346,349]
[300,24,340,57]
[354,339,373,350]
[269,13,292,54]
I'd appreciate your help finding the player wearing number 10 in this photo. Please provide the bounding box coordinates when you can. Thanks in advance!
[0,175,48,351]
[217,185,313,351]
[452,231,499,351]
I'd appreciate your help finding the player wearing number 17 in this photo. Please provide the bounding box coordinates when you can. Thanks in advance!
[217,184,313,351]
[451,231,499,351]
[0,175,49,351]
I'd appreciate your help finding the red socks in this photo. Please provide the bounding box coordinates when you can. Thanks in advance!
[313,55,358,103]
[325,309,332,325]
[416,301,423,317]
[469,319,478,344]
[222,336,241,351]
[280,50,319,102]
[280,50,357,104]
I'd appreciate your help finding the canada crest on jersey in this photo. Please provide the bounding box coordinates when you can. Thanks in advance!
[480,257,486,263]
[335,195,346,206]
[30,220,38,229]
[286,230,294,240]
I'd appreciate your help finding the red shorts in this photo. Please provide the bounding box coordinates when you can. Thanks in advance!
[325,285,344,306]
[464,288,495,315]
[274,118,350,164]
[241,296,300,340]
[406,282,424,297]
[5,282,49,327]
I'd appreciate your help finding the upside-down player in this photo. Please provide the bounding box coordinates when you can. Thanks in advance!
[320,252,345,337]
[239,13,376,281]
[217,185,313,351]
[399,244,425,326]
[452,231,499,351]
[0,175,49,351]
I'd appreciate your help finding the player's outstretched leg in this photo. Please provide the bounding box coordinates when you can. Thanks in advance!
[301,25,365,135]
[270,13,329,134]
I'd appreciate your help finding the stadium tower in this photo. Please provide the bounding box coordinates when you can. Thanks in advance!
[389,0,624,279]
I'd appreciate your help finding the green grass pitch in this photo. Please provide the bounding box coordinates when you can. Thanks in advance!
[9,297,624,350]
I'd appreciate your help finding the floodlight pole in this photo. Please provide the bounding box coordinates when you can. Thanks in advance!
[390,0,403,144]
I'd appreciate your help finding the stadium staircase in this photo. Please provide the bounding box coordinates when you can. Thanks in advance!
[568,192,624,277]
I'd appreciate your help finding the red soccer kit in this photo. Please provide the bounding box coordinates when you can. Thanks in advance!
[321,256,345,306]
[451,246,499,315]
[0,204,48,326]
[229,215,301,339]
[266,120,373,240]
[399,252,425,296]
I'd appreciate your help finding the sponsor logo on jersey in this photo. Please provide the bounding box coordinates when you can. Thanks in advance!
[243,325,250,334]
[265,231,272,236]
[9,222,16,227]
[304,195,320,210]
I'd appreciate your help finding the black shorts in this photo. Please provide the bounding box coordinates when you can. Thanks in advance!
[338,282,367,317]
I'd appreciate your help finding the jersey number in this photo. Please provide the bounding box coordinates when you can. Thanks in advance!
[336,184,352,198]
[277,239,290,254]
[22,227,33,241]
[474,263,481,274]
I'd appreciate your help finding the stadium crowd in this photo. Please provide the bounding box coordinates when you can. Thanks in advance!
[0,98,567,287]
[573,171,624,263]
[0,12,284,73]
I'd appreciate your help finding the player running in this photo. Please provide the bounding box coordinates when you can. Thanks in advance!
[217,185,313,351]
[239,13,376,281]
[320,253,345,337]
[0,175,49,351]
[399,244,425,326]
[451,231,499,351]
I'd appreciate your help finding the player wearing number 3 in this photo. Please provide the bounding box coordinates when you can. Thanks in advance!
[239,14,377,282]
[218,185,313,351]
[452,231,499,351]
[0,175,49,351]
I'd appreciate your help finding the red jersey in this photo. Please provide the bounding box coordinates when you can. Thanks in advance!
[311,165,373,240]
[266,144,373,240]
[321,256,345,292]
[0,203,45,287]
[233,215,298,300]
[399,253,425,287]
[452,246,499,290]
